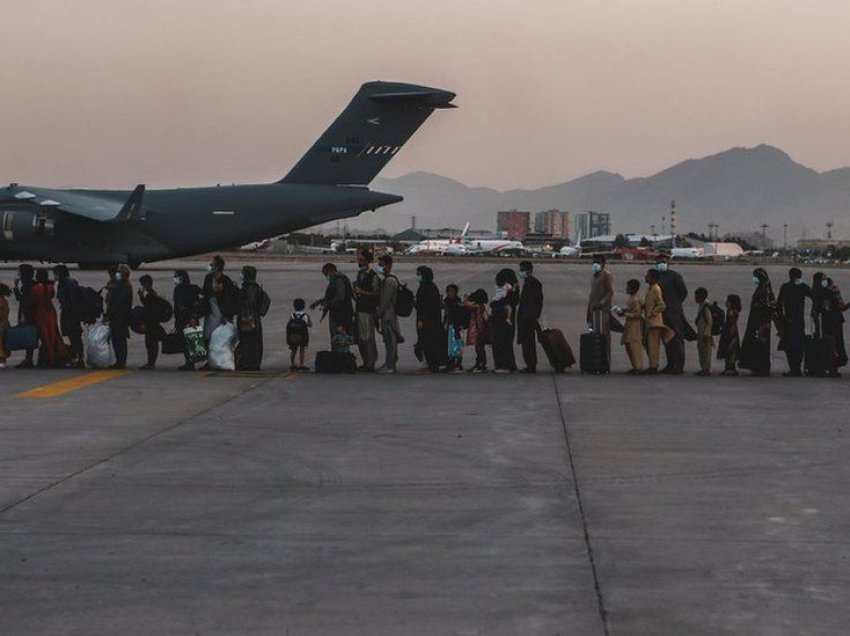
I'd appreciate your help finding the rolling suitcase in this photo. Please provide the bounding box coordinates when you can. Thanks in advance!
[539,328,576,372]
[580,312,609,374]
[805,317,836,377]
[4,325,38,351]
[315,351,357,374]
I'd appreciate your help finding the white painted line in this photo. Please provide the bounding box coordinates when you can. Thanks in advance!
[213,210,235,216]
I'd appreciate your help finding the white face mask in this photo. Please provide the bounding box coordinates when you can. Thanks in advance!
[375,265,385,276]
[173,277,181,286]
[753,276,761,285]
[822,280,829,289]
[793,279,802,285]
[207,265,214,273]
[114,273,122,282]
[656,262,668,272]
[592,263,602,273]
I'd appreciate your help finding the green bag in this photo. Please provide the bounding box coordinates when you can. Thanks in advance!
[182,326,208,363]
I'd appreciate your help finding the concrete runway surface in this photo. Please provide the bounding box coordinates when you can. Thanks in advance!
[1,259,848,635]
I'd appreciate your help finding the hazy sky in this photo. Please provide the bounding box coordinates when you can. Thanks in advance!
[2,0,849,191]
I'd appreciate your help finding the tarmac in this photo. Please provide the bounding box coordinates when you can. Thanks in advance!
[1,259,849,635]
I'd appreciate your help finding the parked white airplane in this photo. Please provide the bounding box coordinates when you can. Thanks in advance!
[406,223,470,255]
[443,236,524,256]
[670,247,704,259]
[558,232,582,257]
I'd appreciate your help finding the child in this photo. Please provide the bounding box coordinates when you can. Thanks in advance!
[463,288,489,373]
[694,287,714,376]
[616,279,644,374]
[643,269,673,374]
[718,294,742,376]
[287,298,312,372]
[444,283,465,373]
[331,324,355,354]
[0,283,10,369]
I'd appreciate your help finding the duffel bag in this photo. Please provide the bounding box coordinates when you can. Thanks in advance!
[4,325,38,351]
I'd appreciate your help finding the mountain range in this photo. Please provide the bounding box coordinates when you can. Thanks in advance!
[355,145,850,241]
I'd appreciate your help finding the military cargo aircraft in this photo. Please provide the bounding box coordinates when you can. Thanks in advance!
[0,81,455,268]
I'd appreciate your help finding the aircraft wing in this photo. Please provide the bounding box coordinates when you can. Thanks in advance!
[2,185,145,222]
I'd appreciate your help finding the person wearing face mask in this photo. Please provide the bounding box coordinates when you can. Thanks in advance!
[137,274,166,370]
[414,265,444,373]
[776,268,813,376]
[311,263,354,342]
[105,264,133,369]
[172,269,202,370]
[653,254,688,374]
[739,268,776,376]
[202,255,239,343]
[353,248,380,372]
[53,264,84,368]
[235,266,265,371]
[586,255,613,365]
[490,268,519,374]
[375,254,402,373]
[517,260,544,373]
[812,272,848,376]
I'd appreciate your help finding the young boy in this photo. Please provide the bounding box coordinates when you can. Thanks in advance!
[694,287,714,376]
[287,298,312,372]
[616,279,645,374]
[444,283,465,373]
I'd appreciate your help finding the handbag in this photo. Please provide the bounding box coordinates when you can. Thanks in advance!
[4,325,38,351]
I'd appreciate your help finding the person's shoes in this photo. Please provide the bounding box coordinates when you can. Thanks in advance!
[357,365,375,372]
[720,369,739,376]
[377,366,395,374]
[827,371,842,378]
[668,368,684,376]
[416,367,436,374]
[298,366,310,372]
[660,366,672,374]
[625,369,642,375]
[178,363,195,371]
[695,370,710,376]
[138,364,155,371]
[290,365,298,372]
[642,367,658,375]
[783,370,802,377]
[199,363,211,371]
[492,368,511,374]
[519,367,536,374]
[16,359,34,369]
[109,364,126,370]
[449,366,465,374]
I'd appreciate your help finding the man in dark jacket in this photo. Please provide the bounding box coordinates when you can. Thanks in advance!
[517,260,544,373]
[54,264,84,368]
[311,263,354,339]
[353,249,380,371]
[106,264,133,369]
[655,254,688,374]
[777,267,813,376]
[202,255,239,340]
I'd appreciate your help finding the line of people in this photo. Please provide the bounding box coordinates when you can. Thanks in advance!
[0,252,847,376]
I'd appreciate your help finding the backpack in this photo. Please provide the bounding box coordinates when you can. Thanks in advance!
[286,313,309,347]
[708,302,725,336]
[256,287,271,317]
[150,296,174,323]
[76,286,104,324]
[394,279,415,318]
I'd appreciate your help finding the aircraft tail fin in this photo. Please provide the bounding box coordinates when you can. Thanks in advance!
[280,81,455,186]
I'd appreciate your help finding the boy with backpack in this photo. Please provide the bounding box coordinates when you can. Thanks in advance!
[287,298,312,372]
[694,287,715,376]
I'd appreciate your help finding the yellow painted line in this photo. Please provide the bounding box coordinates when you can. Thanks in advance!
[16,370,130,399]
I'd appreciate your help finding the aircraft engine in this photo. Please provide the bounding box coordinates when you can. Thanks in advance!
[0,207,57,243]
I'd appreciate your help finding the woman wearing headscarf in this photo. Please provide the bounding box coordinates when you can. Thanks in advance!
[740,268,776,376]
[173,269,202,370]
[236,266,265,371]
[415,265,445,373]
[490,268,519,373]
[812,272,848,376]
[32,268,68,367]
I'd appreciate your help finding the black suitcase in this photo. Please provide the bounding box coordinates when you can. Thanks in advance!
[315,351,357,374]
[805,335,836,377]
[539,328,576,372]
[580,312,609,374]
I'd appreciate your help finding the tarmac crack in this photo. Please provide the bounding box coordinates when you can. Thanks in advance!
[0,380,270,518]
[552,375,610,636]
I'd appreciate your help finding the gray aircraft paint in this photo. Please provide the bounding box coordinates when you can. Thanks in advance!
[0,81,455,268]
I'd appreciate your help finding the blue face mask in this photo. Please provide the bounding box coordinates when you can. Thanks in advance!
[753,276,761,285]
[375,265,385,277]
[793,279,802,285]
[518,270,527,279]
[656,262,668,273]
[416,275,423,283]
[592,263,602,273]
[822,280,829,289]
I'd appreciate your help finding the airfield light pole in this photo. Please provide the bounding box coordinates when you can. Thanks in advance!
[783,224,788,251]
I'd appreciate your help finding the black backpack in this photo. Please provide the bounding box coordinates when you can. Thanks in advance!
[708,302,725,336]
[256,287,271,317]
[286,313,309,347]
[76,286,104,324]
[394,279,415,318]
[150,296,174,323]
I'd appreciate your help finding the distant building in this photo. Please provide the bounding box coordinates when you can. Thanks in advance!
[574,211,611,239]
[797,238,850,252]
[497,210,531,240]
[533,210,570,239]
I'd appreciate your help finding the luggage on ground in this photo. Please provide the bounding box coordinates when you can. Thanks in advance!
[161,332,186,355]
[208,322,238,370]
[85,323,113,368]
[315,350,357,374]
[4,325,39,351]
[539,328,576,372]
[805,334,836,377]
[182,326,208,364]
[580,312,609,374]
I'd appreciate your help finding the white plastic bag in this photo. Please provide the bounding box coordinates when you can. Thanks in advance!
[208,322,238,371]
[85,322,113,369]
